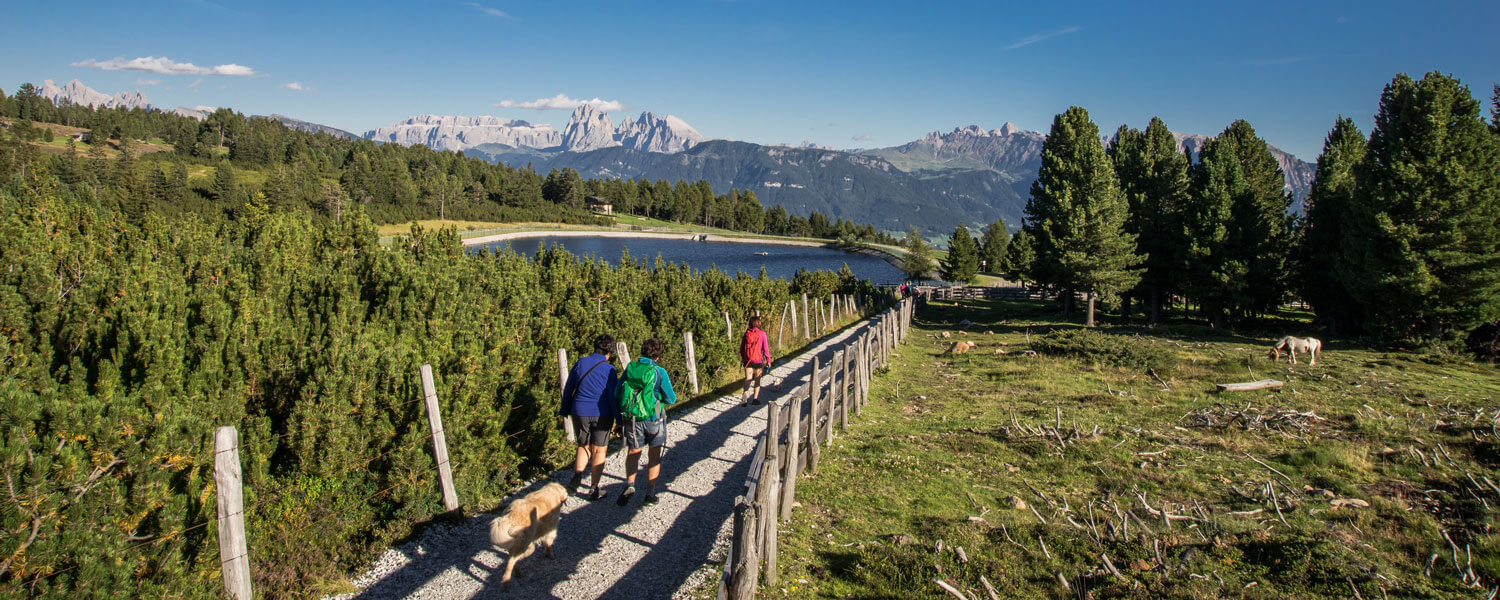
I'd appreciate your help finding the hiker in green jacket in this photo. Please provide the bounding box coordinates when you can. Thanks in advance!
[616,337,678,506]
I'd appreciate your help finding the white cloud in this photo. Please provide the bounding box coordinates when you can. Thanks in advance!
[71,56,257,76]
[495,93,625,112]
[281,82,313,92]
[1004,26,1081,50]
[134,78,163,86]
[465,2,512,18]
[851,134,872,141]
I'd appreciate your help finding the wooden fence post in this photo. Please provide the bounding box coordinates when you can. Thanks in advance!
[781,388,801,522]
[214,426,252,600]
[776,304,786,351]
[421,365,460,513]
[824,351,838,447]
[802,294,810,339]
[806,356,821,474]
[557,349,576,443]
[762,402,781,585]
[724,311,733,342]
[729,497,759,599]
[840,346,851,429]
[684,332,700,395]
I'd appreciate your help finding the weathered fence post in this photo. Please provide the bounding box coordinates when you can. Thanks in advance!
[824,351,838,447]
[776,304,786,351]
[557,349,576,443]
[214,426,252,600]
[806,356,821,474]
[421,365,460,512]
[729,497,759,598]
[840,346,851,429]
[802,294,810,339]
[762,402,781,585]
[724,311,733,342]
[781,387,801,522]
[684,332,700,395]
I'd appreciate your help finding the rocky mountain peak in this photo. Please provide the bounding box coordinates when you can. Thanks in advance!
[561,104,617,152]
[37,79,151,111]
[998,122,1020,136]
[615,110,703,153]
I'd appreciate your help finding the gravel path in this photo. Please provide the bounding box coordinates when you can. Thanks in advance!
[330,324,869,600]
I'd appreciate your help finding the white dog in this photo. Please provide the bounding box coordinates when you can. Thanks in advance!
[1269,336,1322,365]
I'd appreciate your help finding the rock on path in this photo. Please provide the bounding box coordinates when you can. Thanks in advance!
[329,324,869,600]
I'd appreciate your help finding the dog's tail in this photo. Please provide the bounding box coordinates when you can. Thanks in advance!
[490,514,514,547]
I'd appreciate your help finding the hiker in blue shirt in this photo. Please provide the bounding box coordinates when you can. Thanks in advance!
[616,338,678,506]
[560,334,619,500]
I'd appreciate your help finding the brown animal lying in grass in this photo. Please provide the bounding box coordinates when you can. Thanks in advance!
[490,482,566,589]
[1269,336,1323,365]
[942,341,975,355]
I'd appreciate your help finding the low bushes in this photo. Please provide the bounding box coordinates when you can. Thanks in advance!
[1030,328,1176,371]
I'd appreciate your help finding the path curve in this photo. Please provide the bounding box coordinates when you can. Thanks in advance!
[329,323,870,600]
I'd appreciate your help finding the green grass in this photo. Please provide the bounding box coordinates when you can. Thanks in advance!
[761,298,1500,599]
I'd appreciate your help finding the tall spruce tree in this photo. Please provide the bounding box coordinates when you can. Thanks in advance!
[1109,117,1190,323]
[978,219,1010,274]
[901,226,936,282]
[941,224,980,283]
[1182,136,1247,328]
[1340,72,1500,345]
[1002,230,1037,287]
[212,160,238,203]
[1222,120,1294,317]
[1299,117,1367,337]
[1026,106,1141,326]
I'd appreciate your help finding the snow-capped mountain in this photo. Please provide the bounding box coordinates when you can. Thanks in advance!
[37,79,150,110]
[362,115,563,151]
[369,104,704,154]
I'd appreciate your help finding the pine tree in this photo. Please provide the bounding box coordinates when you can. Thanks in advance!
[941,224,980,283]
[212,161,238,203]
[1298,117,1366,337]
[1182,136,1246,329]
[1220,120,1294,318]
[1109,117,1190,323]
[1026,106,1141,326]
[978,219,1010,274]
[1002,230,1037,287]
[900,226,936,282]
[1340,72,1500,345]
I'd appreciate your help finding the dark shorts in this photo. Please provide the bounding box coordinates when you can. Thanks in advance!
[571,415,614,447]
[623,418,667,449]
[745,361,767,370]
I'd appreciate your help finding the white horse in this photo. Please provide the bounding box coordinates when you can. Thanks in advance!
[1269,336,1322,365]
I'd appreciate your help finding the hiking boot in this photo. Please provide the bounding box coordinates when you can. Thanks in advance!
[567,472,583,495]
[643,493,660,506]
[617,486,636,506]
[587,487,609,501]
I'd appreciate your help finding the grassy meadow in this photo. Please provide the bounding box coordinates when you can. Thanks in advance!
[769,298,1500,599]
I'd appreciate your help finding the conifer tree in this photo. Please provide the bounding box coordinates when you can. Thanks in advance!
[212,160,238,203]
[900,226,936,282]
[1340,72,1500,344]
[941,224,980,283]
[1026,106,1141,325]
[1220,120,1294,317]
[1299,117,1366,337]
[978,219,1010,274]
[1002,230,1037,287]
[1109,117,1190,323]
[1182,136,1246,328]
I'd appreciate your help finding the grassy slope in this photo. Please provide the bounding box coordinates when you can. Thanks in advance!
[770,298,1500,599]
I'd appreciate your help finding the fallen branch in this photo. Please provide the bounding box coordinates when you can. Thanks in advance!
[1215,379,1284,393]
[1244,452,1297,487]
[934,578,971,600]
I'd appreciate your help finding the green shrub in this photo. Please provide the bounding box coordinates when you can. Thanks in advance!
[1031,328,1176,370]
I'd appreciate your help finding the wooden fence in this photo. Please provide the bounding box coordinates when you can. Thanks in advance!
[204,293,876,599]
[918,285,1041,301]
[719,296,915,599]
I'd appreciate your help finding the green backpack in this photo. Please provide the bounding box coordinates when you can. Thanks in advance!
[619,361,660,420]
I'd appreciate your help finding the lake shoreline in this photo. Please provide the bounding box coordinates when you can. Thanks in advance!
[465,230,906,270]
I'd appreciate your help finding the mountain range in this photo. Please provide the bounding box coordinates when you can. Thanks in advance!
[32,79,1316,233]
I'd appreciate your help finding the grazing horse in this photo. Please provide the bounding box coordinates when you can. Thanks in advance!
[1269,336,1322,365]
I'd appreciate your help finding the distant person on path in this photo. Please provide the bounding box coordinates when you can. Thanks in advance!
[560,334,619,500]
[616,337,679,506]
[739,315,770,406]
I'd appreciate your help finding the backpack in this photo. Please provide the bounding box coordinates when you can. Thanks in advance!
[741,328,767,363]
[618,360,660,420]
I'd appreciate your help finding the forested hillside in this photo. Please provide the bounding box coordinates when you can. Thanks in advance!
[0,85,890,597]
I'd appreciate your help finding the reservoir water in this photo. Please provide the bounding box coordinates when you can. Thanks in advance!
[475,235,906,284]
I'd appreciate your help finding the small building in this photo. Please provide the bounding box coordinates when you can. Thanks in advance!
[71,131,92,143]
[586,196,613,215]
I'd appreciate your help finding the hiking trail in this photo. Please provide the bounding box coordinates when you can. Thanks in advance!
[329,323,870,599]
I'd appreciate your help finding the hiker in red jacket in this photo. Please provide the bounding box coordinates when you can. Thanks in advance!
[739,315,771,406]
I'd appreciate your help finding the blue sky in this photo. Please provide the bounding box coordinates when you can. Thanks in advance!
[2,0,1496,159]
